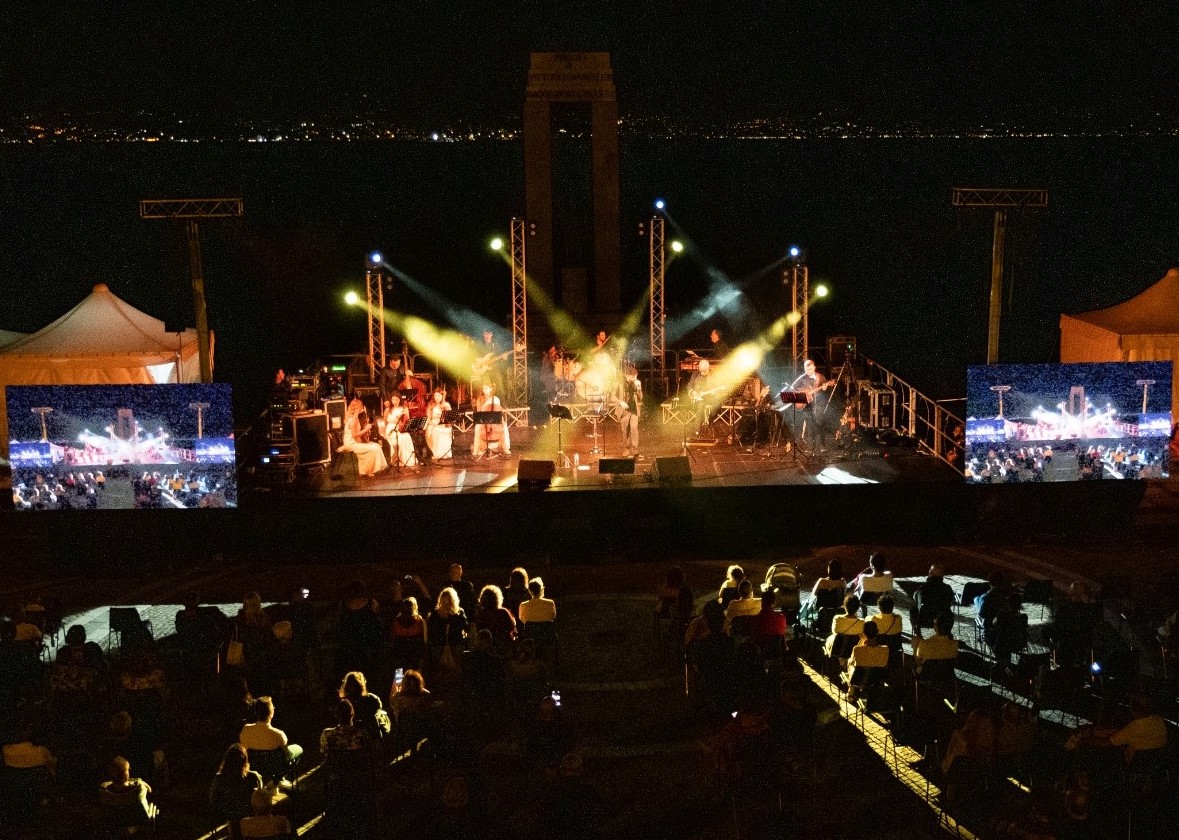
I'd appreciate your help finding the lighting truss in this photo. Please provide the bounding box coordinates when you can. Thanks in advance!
[648,215,666,380]
[509,218,529,406]
[788,262,809,368]
[364,267,386,382]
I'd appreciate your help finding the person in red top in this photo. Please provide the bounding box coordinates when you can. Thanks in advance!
[749,590,787,643]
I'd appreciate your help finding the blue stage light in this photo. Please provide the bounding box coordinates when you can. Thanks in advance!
[369,251,383,265]
[654,199,666,210]
[789,246,800,258]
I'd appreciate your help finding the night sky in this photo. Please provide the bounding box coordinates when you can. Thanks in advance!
[3,1,1177,123]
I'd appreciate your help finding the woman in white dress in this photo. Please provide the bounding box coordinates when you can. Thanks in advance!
[382,393,418,468]
[424,387,453,461]
[471,383,511,458]
[340,398,388,476]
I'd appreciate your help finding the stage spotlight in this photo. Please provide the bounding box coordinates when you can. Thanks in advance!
[344,291,359,306]
[369,251,383,265]
[489,237,504,252]
[815,284,829,298]
[786,311,801,326]
[670,240,684,253]
[789,246,801,259]
[654,199,666,210]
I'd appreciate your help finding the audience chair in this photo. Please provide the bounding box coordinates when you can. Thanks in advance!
[1020,579,1054,621]
[520,621,560,675]
[246,748,298,790]
[108,608,153,655]
[99,785,160,838]
[957,581,990,621]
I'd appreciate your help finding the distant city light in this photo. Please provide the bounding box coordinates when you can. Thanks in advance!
[344,291,359,306]
[431,132,440,141]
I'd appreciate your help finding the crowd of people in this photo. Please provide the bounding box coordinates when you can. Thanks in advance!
[966,439,1172,483]
[11,465,235,510]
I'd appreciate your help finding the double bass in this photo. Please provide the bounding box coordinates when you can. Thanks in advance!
[399,340,428,418]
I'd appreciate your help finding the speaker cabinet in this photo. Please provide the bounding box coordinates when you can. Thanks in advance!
[294,412,331,466]
[517,459,555,491]
[652,455,692,484]
[598,457,636,475]
[323,398,346,432]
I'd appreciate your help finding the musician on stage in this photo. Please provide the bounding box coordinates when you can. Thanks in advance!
[424,387,453,461]
[341,398,389,476]
[688,359,723,437]
[472,329,506,395]
[709,328,730,361]
[471,382,511,458]
[378,356,403,404]
[791,358,834,450]
[382,393,419,469]
[613,364,642,455]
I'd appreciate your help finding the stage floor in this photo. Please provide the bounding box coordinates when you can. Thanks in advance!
[302,414,957,497]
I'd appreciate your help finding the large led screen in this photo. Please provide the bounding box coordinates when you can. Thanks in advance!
[965,362,1172,482]
[7,383,236,509]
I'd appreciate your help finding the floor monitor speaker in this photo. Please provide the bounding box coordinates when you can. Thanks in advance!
[294,412,331,466]
[518,459,555,491]
[653,455,692,484]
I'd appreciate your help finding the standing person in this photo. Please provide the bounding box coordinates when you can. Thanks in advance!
[790,359,834,451]
[708,328,730,360]
[688,360,723,437]
[613,364,642,456]
[378,356,403,404]
[444,564,477,619]
[471,383,511,458]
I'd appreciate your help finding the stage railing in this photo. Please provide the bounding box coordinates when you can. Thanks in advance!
[860,356,964,471]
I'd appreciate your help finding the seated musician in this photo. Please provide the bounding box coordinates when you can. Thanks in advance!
[340,398,388,476]
[424,387,453,461]
[472,329,506,394]
[688,359,724,436]
[471,382,511,458]
[382,393,418,469]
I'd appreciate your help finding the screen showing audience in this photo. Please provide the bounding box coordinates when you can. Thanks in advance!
[965,362,1172,482]
[7,383,236,509]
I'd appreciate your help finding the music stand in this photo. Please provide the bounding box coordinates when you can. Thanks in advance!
[586,396,607,454]
[548,404,574,469]
[472,411,506,459]
[778,390,809,462]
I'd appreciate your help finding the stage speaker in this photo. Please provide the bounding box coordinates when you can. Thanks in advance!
[294,412,331,466]
[652,455,692,485]
[323,398,346,432]
[517,459,555,491]
[598,457,636,475]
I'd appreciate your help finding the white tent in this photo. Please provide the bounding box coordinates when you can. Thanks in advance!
[1060,268,1179,415]
[0,283,207,453]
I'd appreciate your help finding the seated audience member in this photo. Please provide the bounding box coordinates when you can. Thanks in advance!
[99,755,158,828]
[336,579,382,677]
[541,753,604,839]
[1047,582,1098,668]
[501,567,531,619]
[1102,694,1168,764]
[2,718,57,775]
[102,710,159,786]
[238,696,303,783]
[800,559,845,628]
[914,612,959,671]
[265,586,317,655]
[210,744,263,840]
[390,597,427,672]
[749,590,788,644]
[988,593,1028,671]
[941,708,996,775]
[389,668,433,722]
[427,587,469,665]
[506,637,548,711]
[823,595,864,663]
[518,577,557,625]
[717,565,746,609]
[474,585,517,651]
[320,698,371,757]
[853,553,894,611]
[723,580,762,630]
[846,622,889,699]
[524,694,574,770]
[655,565,695,625]
[974,571,1008,638]
[240,787,292,839]
[911,564,955,639]
[444,564,478,620]
[56,624,106,671]
[460,629,505,707]
[338,671,390,742]
[686,601,735,716]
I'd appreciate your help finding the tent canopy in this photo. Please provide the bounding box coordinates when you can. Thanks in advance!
[0,283,208,453]
[1060,268,1179,414]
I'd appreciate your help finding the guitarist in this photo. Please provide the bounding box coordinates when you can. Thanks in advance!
[792,358,835,450]
[688,359,724,438]
[471,329,506,395]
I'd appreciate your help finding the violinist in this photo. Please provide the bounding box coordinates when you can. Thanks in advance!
[471,382,511,459]
[341,398,388,477]
[383,393,419,469]
[424,387,453,461]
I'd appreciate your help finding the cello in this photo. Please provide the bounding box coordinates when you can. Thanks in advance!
[399,339,428,418]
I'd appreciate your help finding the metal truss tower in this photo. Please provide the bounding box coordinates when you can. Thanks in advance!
[787,261,809,369]
[509,218,529,406]
[648,215,667,380]
[139,198,243,383]
[952,187,1048,364]
[364,265,386,382]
